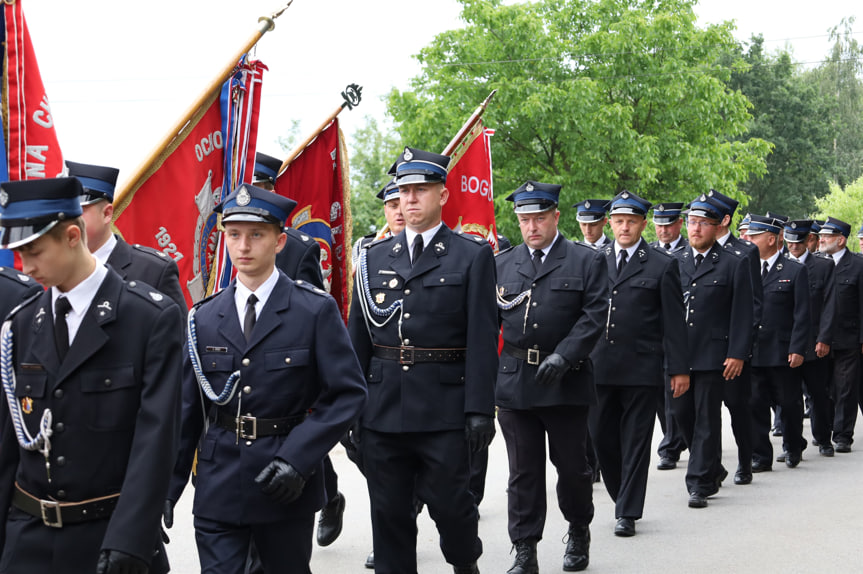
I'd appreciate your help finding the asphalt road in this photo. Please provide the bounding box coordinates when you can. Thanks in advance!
[166,411,863,573]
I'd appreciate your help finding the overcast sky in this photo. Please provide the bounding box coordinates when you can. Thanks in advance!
[21,0,859,187]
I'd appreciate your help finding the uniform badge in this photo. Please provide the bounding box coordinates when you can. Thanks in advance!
[35,308,46,326]
[525,183,535,192]
[21,397,33,415]
[98,301,112,312]
[0,190,7,208]
[149,292,164,302]
[393,243,402,253]
[658,204,665,212]
[712,252,719,259]
[375,292,386,304]
[700,194,707,202]
[708,190,715,197]
[16,274,29,282]
[388,278,399,288]
[790,222,797,229]
[584,201,591,209]
[622,191,630,199]
[776,263,783,271]
[236,187,251,206]
[301,234,310,242]
[637,249,646,257]
[403,147,413,161]
[498,285,505,297]
[435,241,445,253]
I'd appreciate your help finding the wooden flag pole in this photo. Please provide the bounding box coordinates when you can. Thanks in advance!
[278,84,363,174]
[442,89,497,156]
[113,2,294,207]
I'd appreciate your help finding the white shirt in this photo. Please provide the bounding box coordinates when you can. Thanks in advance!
[530,233,560,264]
[790,250,809,264]
[760,249,782,274]
[234,267,280,328]
[405,222,444,263]
[614,242,638,266]
[832,248,848,266]
[52,260,108,344]
[663,235,683,251]
[716,231,731,246]
[91,233,118,266]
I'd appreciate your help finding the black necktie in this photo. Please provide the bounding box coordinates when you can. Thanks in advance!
[664,243,671,251]
[243,294,258,343]
[762,261,769,280]
[54,297,72,361]
[411,235,424,266]
[618,250,628,276]
[694,253,704,269]
[532,249,544,275]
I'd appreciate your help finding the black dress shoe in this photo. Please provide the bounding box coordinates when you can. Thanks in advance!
[507,539,539,574]
[657,457,677,470]
[819,445,835,457]
[785,451,801,468]
[715,467,728,489]
[834,441,852,453]
[364,551,374,569]
[751,460,772,473]
[563,524,590,572]
[316,492,346,546]
[688,492,707,508]
[614,517,636,537]
[776,451,787,463]
[453,563,479,574]
[734,471,752,485]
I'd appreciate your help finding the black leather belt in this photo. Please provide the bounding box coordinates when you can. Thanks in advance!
[502,342,552,366]
[373,345,467,365]
[214,410,306,440]
[12,483,119,528]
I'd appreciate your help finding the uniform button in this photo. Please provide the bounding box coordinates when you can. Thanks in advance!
[284,357,291,364]
[692,282,696,287]
[404,289,411,295]
[242,358,251,367]
[759,325,763,329]
[56,490,66,500]
[404,339,410,345]
[243,386,252,395]
[104,378,112,387]
[531,283,536,288]
[24,385,31,393]
[690,296,695,300]
[129,282,137,288]
[54,389,64,399]
[610,324,615,328]
[439,277,446,283]
[404,313,411,319]
[613,290,618,295]
[611,307,616,311]
[610,340,615,345]
[56,456,66,467]
[532,323,538,329]
[402,365,410,371]
[689,323,694,327]
[531,302,537,307]
[246,441,253,446]
[54,423,65,433]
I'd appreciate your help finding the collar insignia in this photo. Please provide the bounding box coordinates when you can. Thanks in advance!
[393,242,402,253]
[776,263,783,271]
[435,241,445,253]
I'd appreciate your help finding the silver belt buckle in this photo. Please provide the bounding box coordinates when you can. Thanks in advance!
[527,349,541,366]
[399,346,415,365]
[239,415,257,440]
[40,499,62,528]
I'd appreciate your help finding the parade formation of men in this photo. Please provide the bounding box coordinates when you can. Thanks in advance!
[0,144,860,574]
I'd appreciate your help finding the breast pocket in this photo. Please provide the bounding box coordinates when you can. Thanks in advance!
[81,365,139,431]
[549,276,584,308]
[422,272,465,313]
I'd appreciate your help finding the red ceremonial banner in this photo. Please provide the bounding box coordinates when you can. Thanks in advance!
[113,60,264,309]
[2,0,64,181]
[273,118,351,323]
[443,120,498,251]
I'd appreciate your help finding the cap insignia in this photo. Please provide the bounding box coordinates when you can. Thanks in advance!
[525,183,535,192]
[791,222,797,229]
[237,187,251,206]
[658,204,665,211]
[403,147,413,161]
[622,192,630,199]
[699,194,707,202]
[584,201,591,209]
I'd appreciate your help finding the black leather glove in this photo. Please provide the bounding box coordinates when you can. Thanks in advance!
[160,500,173,544]
[96,549,149,574]
[535,353,571,385]
[465,414,495,452]
[254,458,306,504]
[339,423,364,473]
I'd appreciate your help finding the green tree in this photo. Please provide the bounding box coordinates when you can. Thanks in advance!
[386,0,771,241]
[725,36,833,218]
[811,176,863,253]
[347,115,401,238]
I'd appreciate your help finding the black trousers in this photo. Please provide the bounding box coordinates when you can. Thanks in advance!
[0,508,168,574]
[751,365,805,463]
[832,349,861,444]
[362,429,481,574]
[657,373,688,460]
[672,370,726,497]
[469,446,489,507]
[498,406,594,542]
[195,514,314,574]
[589,385,662,520]
[721,363,752,473]
[323,454,338,502]
[801,357,834,446]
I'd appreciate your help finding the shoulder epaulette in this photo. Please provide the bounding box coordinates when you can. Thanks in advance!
[125,280,174,307]
[495,245,515,258]
[131,243,173,264]
[294,279,329,297]
[191,288,226,311]
[649,244,674,258]
[454,232,488,247]
[0,267,37,289]
[6,291,42,322]
[368,235,395,249]
[285,228,314,244]
[570,240,598,254]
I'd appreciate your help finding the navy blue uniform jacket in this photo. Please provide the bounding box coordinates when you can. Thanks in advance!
[592,240,688,386]
[276,227,324,289]
[169,272,366,523]
[832,250,863,351]
[801,252,837,360]
[675,243,754,371]
[108,235,188,315]
[751,257,810,367]
[495,237,607,408]
[0,269,183,565]
[348,225,499,432]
